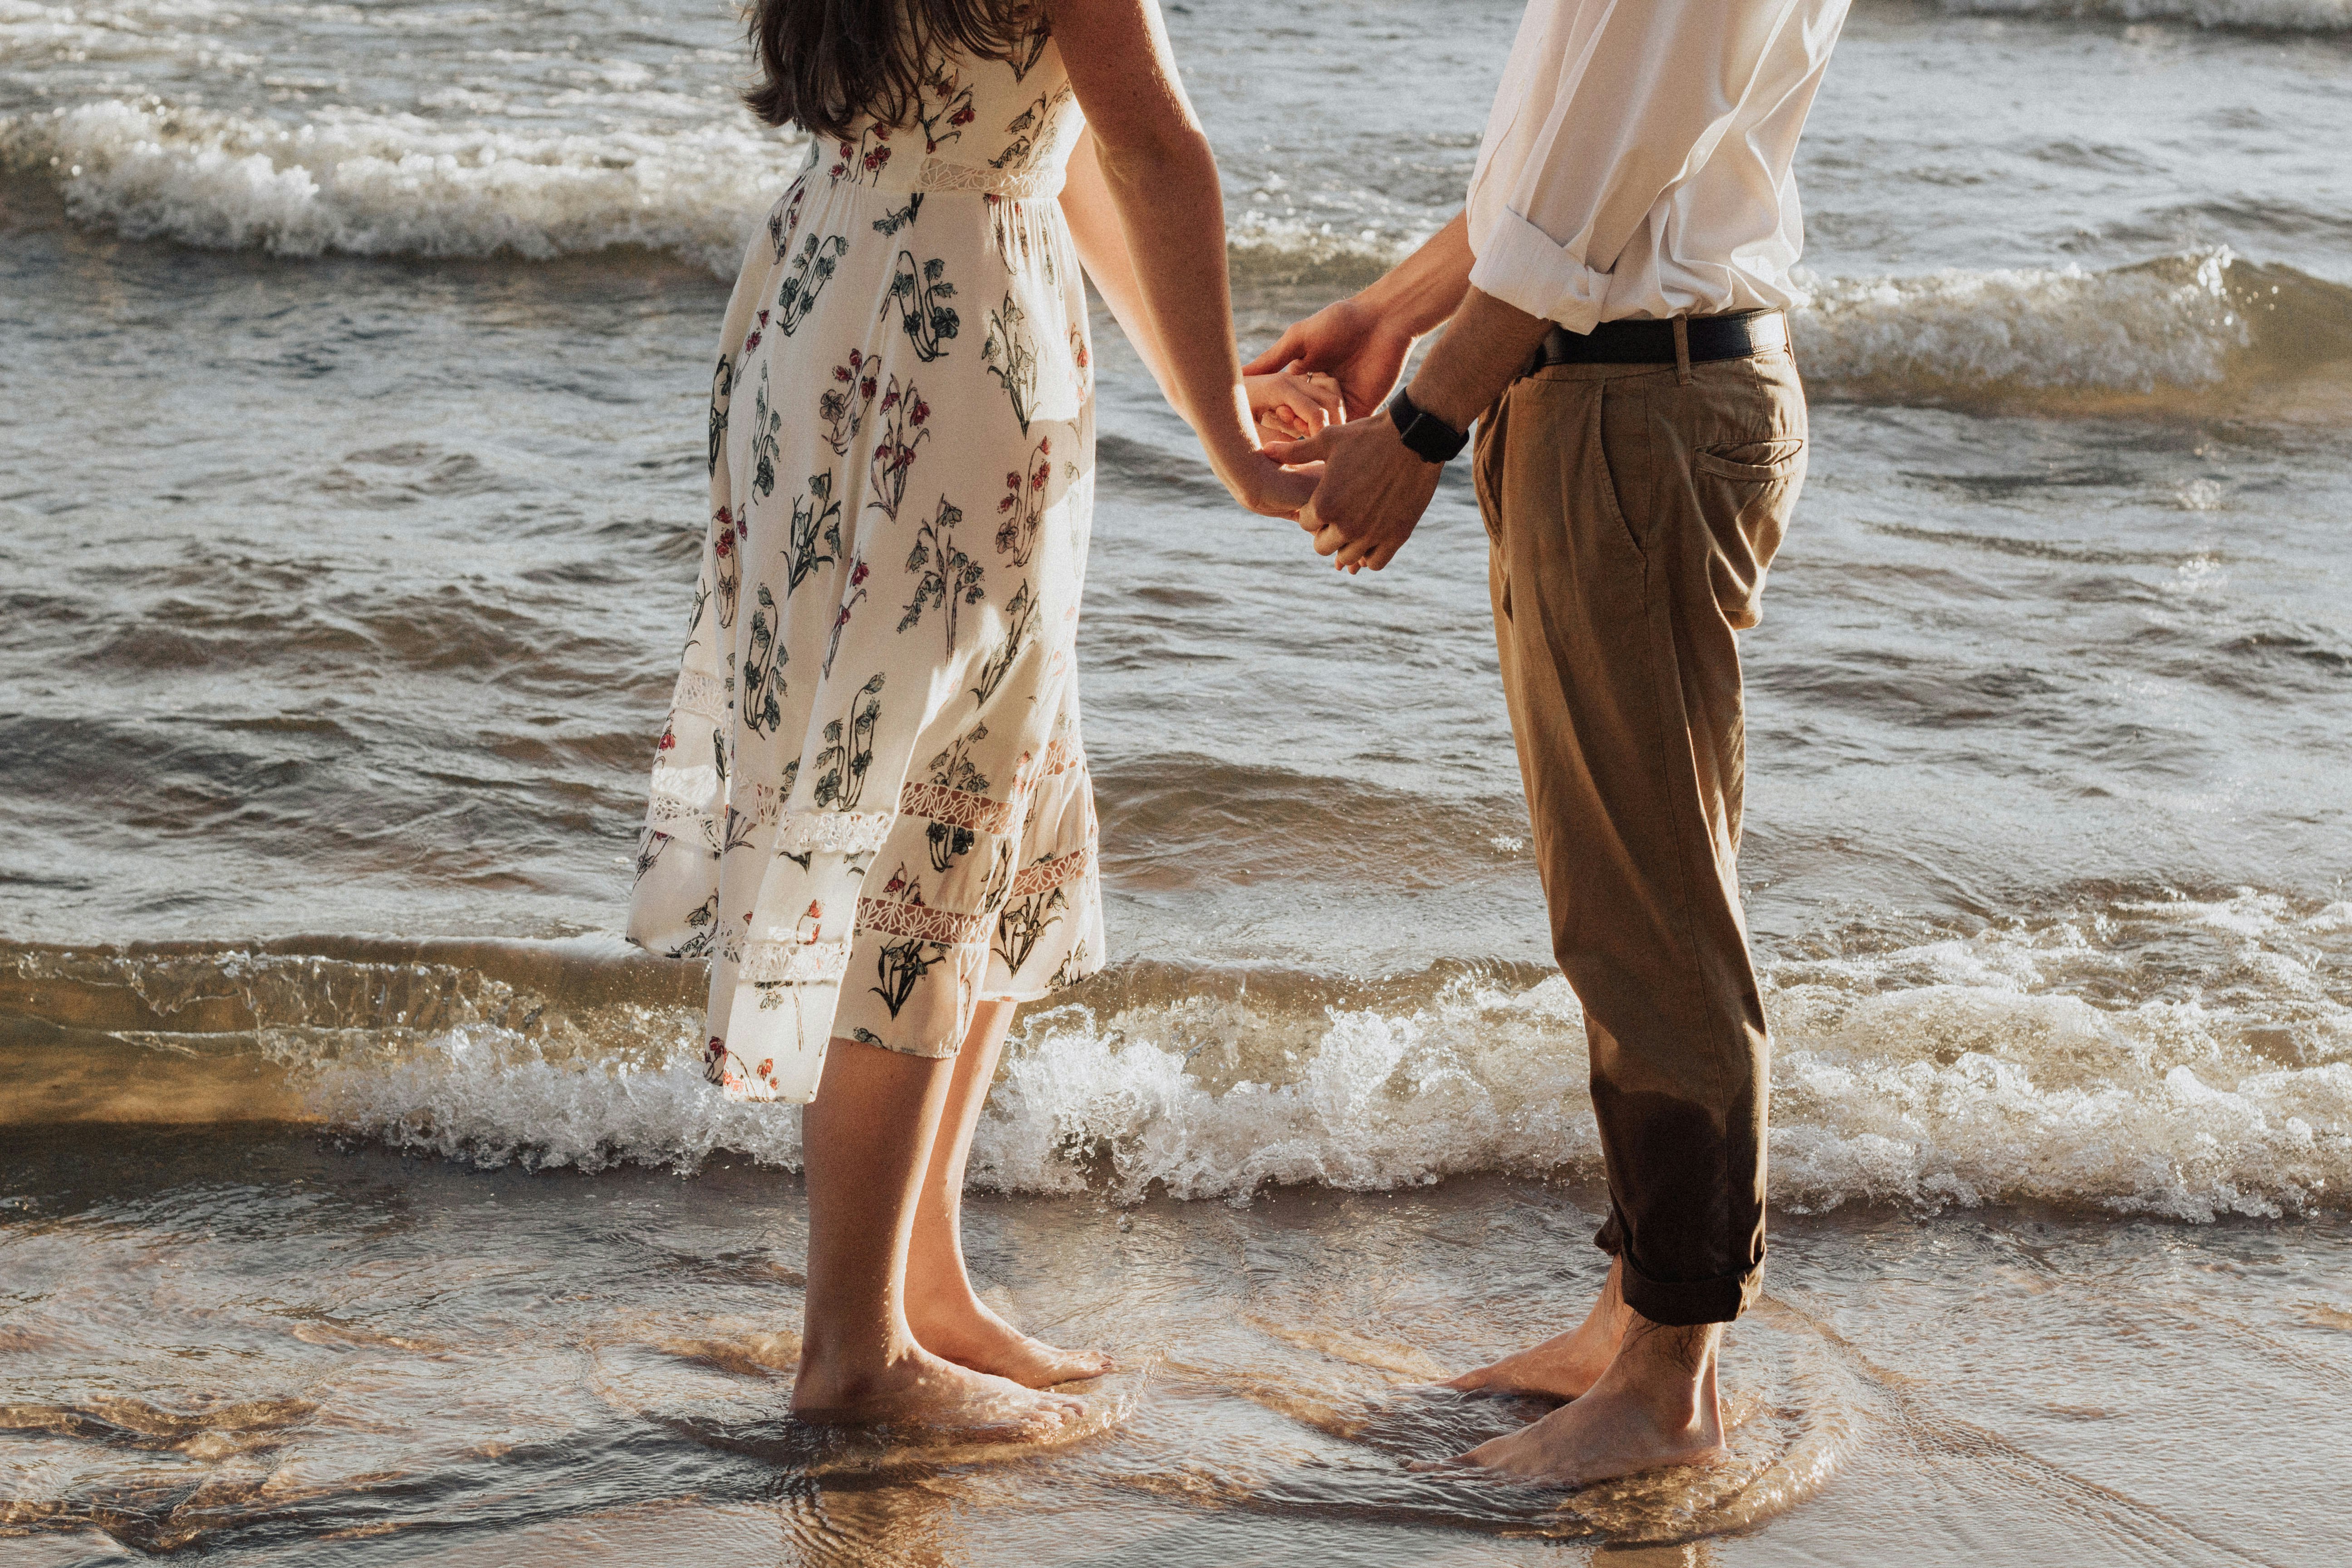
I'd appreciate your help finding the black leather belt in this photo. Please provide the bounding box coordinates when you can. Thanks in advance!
[1534,309,1787,368]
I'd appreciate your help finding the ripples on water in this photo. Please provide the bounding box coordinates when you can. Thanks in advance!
[2,0,2350,1558]
[7,1131,2347,1561]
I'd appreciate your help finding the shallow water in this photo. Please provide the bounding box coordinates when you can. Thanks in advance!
[3,0,2351,1558]
[5,1128,2348,1564]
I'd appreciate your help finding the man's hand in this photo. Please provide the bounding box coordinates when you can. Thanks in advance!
[1244,211,1477,419]
[1267,415,1441,573]
[1243,296,1415,424]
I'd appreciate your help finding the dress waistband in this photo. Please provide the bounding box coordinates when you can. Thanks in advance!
[839,149,1067,201]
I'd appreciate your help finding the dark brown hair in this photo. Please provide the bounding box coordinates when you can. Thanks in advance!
[745,0,1043,141]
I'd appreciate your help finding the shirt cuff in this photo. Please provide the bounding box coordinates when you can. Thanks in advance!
[1468,205,1610,336]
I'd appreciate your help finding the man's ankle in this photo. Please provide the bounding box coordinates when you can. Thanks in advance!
[1607,1318,1720,1425]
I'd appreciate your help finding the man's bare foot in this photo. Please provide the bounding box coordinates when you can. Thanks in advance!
[1436,1317,1728,1488]
[792,1343,1085,1439]
[1445,1258,1629,1401]
[907,1290,1114,1389]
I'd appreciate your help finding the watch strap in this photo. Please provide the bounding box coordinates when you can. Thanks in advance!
[1387,386,1470,464]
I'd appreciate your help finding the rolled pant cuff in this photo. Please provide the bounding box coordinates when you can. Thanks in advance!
[1602,1235,1764,1327]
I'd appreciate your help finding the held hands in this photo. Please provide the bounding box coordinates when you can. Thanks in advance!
[1266,415,1438,573]
[1220,446,1320,521]
[1205,366,1330,522]
[1243,296,1415,430]
[1247,295,1437,573]
[1245,363,1343,444]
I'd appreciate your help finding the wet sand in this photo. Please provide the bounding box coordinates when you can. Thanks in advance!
[4,1123,2345,1564]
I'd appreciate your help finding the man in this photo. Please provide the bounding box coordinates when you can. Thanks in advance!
[1252,0,1851,1484]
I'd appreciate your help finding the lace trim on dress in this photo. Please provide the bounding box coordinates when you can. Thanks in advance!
[897,780,1019,836]
[865,155,1065,200]
[1039,736,1084,778]
[672,668,726,720]
[647,764,719,825]
[736,937,853,985]
[1009,844,1092,899]
[647,792,716,826]
[776,810,896,855]
[855,898,990,945]
[650,763,719,801]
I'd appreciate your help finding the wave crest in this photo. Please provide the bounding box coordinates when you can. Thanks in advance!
[1795,252,2252,396]
[9,892,2347,1220]
[1,98,805,274]
[11,100,2349,412]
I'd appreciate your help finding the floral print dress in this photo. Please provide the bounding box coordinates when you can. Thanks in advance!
[627,30,1102,1102]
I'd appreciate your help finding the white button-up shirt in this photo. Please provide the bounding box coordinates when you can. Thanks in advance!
[1465,0,1852,333]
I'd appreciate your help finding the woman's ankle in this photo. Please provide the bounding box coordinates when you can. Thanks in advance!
[903,1287,1007,1345]
[902,1266,986,1319]
[797,1323,919,1379]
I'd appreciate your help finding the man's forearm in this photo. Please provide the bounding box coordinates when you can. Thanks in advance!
[1405,285,1554,433]
[1358,211,1478,340]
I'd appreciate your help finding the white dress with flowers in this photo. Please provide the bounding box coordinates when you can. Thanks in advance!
[626,29,1103,1102]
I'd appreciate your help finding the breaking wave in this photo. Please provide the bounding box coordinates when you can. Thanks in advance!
[1792,250,2352,410]
[0,98,805,276]
[6,889,2347,1220]
[9,101,2350,411]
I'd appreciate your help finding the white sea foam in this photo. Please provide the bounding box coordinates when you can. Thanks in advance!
[1789,251,2253,397]
[7,95,2342,405]
[2,98,807,275]
[305,892,2352,1220]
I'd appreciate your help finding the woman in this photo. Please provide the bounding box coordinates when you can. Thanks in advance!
[626,0,1326,1436]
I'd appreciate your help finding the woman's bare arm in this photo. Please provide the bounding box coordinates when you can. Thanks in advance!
[1063,127,1339,440]
[1058,125,1174,401]
[1050,0,1313,518]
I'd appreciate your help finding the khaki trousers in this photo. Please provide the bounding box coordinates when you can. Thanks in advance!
[1472,340,1807,1326]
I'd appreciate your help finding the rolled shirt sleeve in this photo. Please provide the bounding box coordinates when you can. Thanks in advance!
[1466,0,1815,332]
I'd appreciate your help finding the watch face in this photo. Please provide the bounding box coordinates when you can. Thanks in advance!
[1400,407,1463,462]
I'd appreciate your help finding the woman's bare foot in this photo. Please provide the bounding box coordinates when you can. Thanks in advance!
[892,1003,1114,1391]
[1445,1259,1629,1401]
[791,1343,1084,1439]
[907,1289,1114,1389]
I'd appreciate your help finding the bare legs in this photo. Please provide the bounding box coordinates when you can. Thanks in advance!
[903,999,1115,1388]
[790,1030,1080,1436]
[1439,1259,1729,1486]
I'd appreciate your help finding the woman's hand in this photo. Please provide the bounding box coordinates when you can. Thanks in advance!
[1244,295,1416,426]
[1246,362,1345,443]
[1218,446,1320,520]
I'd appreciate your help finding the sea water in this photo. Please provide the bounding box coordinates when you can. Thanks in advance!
[2,0,2349,1560]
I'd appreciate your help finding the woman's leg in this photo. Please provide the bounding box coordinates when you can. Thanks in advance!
[903,1000,1114,1387]
[793,1034,1083,1434]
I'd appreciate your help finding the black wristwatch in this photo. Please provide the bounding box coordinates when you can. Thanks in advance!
[1387,385,1470,464]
